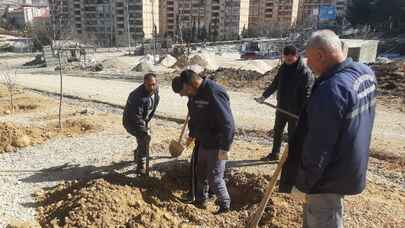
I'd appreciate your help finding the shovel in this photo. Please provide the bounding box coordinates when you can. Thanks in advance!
[169,113,189,157]
[247,147,289,228]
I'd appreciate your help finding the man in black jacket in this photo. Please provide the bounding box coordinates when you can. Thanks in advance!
[180,70,235,214]
[256,45,314,161]
[123,73,159,175]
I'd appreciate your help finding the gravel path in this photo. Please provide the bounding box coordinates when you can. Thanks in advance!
[14,71,275,131]
[12,70,405,144]
[0,131,136,227]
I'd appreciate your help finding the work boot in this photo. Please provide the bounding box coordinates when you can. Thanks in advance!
[214,206,230,214]
[261,153,280,161]
[194,199,208,209]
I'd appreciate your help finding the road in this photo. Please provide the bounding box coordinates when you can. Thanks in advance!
[14,72,275,131]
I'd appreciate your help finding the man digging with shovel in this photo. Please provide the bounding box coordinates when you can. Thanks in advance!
[123,73,159,175]
[176,70,235,214]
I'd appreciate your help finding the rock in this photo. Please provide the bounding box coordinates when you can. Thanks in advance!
[4,145,14,152]
[12,135,31,148]
[4,110,11,115]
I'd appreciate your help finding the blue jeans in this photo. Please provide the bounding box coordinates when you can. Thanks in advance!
[303,194,344,228]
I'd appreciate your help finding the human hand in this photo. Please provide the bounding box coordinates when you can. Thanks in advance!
[185,137,195,147]
[255,97,266,104]
[218,150,229,160]
[291,186,306,200]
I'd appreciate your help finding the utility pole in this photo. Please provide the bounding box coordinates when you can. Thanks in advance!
[126,0,131,55]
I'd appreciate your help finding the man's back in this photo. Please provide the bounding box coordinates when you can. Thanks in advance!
[296,58,376,195]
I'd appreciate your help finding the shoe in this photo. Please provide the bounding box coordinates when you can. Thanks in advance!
[194,200,208,209]
[261,153,280,161]
[214,206,230,214]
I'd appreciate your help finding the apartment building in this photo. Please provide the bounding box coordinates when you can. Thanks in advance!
[160,0,250,41]
[298,0,337,25]
[248,0,300,35]
[49,0,159,47]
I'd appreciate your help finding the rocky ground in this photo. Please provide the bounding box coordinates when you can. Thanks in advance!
[0,52,404,227]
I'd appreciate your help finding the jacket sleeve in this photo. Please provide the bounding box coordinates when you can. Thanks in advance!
[128,96,148,135]
[211,90,235,151]
[147,93,159,122]
[299,69,315,112]
[187,99,197,138]
[262,70,280,98]
[295,87,345,193]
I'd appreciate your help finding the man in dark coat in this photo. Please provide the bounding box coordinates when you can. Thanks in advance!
[291,30,377,228]
[256,45,314,161]
[180,70,235,214]
[123,73,159,175]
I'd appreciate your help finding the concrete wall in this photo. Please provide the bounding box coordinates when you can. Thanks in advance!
[342,39,379,63]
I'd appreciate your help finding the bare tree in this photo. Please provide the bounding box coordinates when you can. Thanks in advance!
[1,68,17,114]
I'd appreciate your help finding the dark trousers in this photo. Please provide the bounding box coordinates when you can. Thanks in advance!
[196,145,230,208]
[135,134,151,167]
[271,111,297,155]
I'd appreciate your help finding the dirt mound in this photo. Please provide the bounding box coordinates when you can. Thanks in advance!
[372,60,405,98]
[0,96,42,114]
[173,55,189,69]
[160,55,177,68]
[0,123,48,153]
[189,55,209,68]
[206,66,279,92]
[35,163,303,227]
[101,58,132,71]
[0,118,100,153]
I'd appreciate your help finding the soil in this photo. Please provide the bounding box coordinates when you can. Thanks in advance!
[0,118,100,153]
[35,162,304,228]
[371,60,405,111]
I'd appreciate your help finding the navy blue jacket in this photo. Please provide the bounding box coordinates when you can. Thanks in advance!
[294,58,376,195]
[123,84,159,137]
[188,79,235,151]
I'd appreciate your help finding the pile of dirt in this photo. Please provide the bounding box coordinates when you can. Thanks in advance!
[101,58,132,71]
[173,55,189,69]
[0,122,49,153]
[372,60,405,98]
[132,55,155,72]
[206,66,279,92]
[35,163,303,227]
[0,95,51,115]
[0,118,100,153]
[160,54,177,68]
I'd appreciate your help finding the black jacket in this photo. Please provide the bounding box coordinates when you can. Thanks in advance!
[262,57,314,115]
[188,79,235,151]
[123,84,159,137]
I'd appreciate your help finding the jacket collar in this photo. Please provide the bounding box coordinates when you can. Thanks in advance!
[319,58,353,82]
[195,79,208,97]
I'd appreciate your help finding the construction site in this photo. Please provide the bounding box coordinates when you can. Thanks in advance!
[0,0,405,227]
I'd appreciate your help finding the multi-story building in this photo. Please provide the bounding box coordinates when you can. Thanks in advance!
[49,0,159,47]
[298,0,337,26]
[248,0,299,35]
[160,0,250,42]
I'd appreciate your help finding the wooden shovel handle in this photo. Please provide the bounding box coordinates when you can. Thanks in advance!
[247,146,289,228]
[178,112,190,143]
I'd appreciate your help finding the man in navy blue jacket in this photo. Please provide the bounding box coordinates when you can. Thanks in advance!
[290,30,376,227]
[123,73,159,175]
[179,70,235,214]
